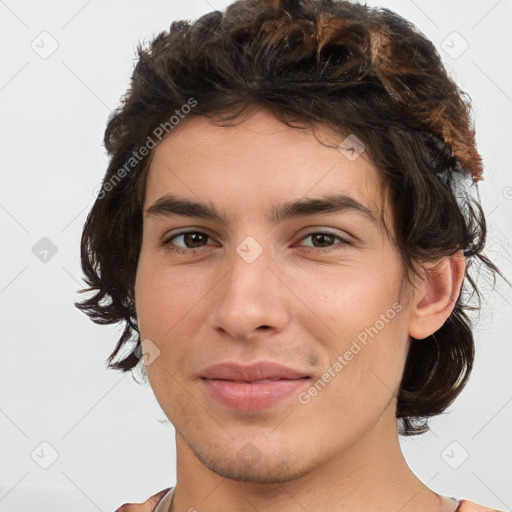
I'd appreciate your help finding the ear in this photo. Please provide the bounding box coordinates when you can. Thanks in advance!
[408,250,466,340]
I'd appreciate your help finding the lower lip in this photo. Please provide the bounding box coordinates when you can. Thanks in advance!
[200,377,310,411]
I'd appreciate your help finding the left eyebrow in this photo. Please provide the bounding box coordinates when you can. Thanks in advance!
[145,193,377,225]
[267,193,376,225]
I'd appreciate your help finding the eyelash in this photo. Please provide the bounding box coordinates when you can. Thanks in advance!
[161,230,351,255]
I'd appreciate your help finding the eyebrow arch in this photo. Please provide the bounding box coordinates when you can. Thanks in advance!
[145,193,376,225]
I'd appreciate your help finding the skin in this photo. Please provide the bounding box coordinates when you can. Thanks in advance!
[133,107,466,512]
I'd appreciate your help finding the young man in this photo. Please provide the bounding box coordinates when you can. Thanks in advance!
[76,1,503,511]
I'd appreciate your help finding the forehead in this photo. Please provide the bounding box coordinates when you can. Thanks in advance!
[143,108,390,229]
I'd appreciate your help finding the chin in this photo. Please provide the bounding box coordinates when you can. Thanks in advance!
[184,430,321,484]
[195,448,314,484]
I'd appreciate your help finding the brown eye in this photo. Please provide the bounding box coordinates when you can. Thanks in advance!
[162,231,212,254]
[297,231,351,253]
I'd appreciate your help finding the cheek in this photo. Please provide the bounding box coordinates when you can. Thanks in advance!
[135,253,201,333]
[135,257,195,408]
[294,260,399,336]
[298,262,409,408]
[134,257,214,385]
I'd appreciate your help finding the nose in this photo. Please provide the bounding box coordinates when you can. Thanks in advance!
[209,245,290,342]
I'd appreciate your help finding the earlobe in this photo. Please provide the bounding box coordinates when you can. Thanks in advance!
[408,250,466,340]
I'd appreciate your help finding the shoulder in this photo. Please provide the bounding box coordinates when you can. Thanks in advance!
[114,488,172,512]
[456,499,503,512]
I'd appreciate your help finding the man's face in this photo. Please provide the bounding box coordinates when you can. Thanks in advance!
[135,108,414,483]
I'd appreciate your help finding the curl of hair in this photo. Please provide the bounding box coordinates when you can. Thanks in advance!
[75,0,505,435]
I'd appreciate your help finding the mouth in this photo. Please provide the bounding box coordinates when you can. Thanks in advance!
[200,376,311,411]
[211,377,307,383]
[200,360,310,381]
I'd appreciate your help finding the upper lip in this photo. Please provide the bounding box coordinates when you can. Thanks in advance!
[200,361,310,381]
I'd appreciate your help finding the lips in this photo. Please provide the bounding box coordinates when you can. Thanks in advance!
[199,361,311,411]
[200,361,310,381]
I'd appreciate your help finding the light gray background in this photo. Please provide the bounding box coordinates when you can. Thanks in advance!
[1,1,511,511]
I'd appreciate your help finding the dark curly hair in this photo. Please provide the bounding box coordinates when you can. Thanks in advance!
[75,0,505,435]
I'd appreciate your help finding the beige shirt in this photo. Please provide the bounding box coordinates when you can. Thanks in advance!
[153,488,174,512]
[120,487,503,512]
